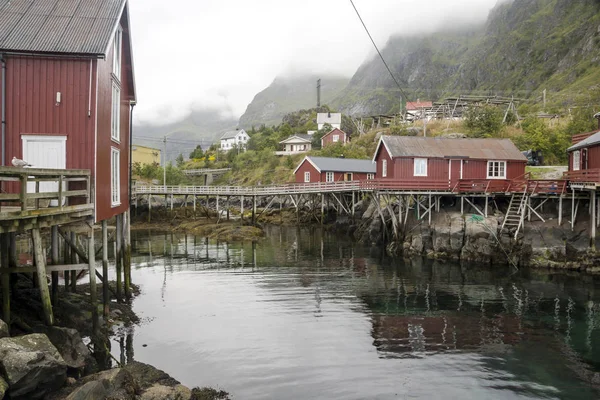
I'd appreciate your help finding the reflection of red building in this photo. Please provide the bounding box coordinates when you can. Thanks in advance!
[371,313,526,355]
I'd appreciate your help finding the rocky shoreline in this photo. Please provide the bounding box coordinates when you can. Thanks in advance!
[0,276,230,400]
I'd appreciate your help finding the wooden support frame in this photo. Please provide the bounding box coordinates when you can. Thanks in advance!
[32,228,53,325]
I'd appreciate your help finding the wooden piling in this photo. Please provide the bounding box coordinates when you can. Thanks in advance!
[558,196,563,226]
[592,191,596,249]
[51,226,59,305]
[240,196,244,222]
[321,194,325,224]
[32,228,53,326]
[123,212,132,300]
[227,196,230,221]
[147,194,152,222]
[102,220,109,317]
[115,214,123,302]
[252,196,256,224]
[88,222,98,333]
[1,234,10,327]
[64,236,70,290]
[70,232,77,292]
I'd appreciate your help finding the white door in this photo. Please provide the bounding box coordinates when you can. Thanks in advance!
[22,135,67,206]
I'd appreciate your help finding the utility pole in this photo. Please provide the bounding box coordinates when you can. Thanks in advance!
[317,78,321,108]
[163,136,167,190]
[543,88,547,112]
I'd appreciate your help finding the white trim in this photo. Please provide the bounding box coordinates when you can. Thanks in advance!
[382,159,388,178]
[486,160,506,179]
[448,159,452,181]
[460,160,463,179]
[345,172,353,181]
[304,171,310,183]
[293,156,322,175]
[111,81,121,142]
[367,173,375,180]
[102,0,128,56]
[111,147,121,207]
[279,136,312,144]
[414,158,428,177]
[372,137,393,162]
[325,171,334,182]
[573,150,581,171]
[94,59,98,222]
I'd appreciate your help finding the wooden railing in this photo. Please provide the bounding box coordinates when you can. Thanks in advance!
[0,167,92,215]
[564,168,600,184]
[454,179,510,194]
[360,179,451,191]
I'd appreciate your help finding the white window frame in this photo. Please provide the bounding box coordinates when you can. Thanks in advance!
[111,82,120,142]
[367,173,375,180]
[304,171,310,182]
[573,150,581,171]
[487,160,506,179]
[333,134,340,142]
[111,148,121,207]
[382,159,387,178]
[326,172,334,182]
[113,26,122,80]
[414,158,428,177]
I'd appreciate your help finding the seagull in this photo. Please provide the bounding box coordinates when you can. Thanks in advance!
[12,157,32,167]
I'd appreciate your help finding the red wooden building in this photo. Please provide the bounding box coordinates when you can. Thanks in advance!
[0,0,136,222]
[321,128,349,148]
[373,136,527,189]
[566,130,600,184]
[294,156,375,183]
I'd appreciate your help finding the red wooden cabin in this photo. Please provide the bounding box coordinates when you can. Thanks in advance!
[321,128,349,148]
[294,156,375,183]
[566,130,600,185]
[372,136,527,190]
[0,0,136,222]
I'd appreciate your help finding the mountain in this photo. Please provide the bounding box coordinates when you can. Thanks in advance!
[332,0,600,115]
[240,0,600,122]
[134,110,237,162]
[238,75,349,129]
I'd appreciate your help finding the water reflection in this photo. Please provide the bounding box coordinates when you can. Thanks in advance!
[120,226,600,399]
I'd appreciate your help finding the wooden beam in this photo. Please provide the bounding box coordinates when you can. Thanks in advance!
[88,222,98,333]
[58,228,88,263]
[1,234,10,327]
[102,220,109,317]
[51,226,59,306]
[115,215,123,303]
[32,228,53,326]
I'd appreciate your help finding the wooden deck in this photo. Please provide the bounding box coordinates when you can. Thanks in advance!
[565,169,600,190]
[0,167,93,233]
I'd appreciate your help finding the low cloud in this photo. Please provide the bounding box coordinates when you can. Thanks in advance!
[130,0,497,126]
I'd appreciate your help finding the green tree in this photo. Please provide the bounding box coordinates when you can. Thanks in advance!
[176,153,184,167]
[465,105,504,137]
[189,145,204,159]
[513,116,570,165]
[566,106,597,135]
[312,123,332,150]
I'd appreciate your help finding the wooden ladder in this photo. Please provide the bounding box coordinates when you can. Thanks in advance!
[501,191,528,239]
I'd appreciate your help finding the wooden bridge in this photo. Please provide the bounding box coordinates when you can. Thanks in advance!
[131,174,595,241]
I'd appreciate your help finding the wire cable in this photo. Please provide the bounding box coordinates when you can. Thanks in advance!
[349,0,411,104]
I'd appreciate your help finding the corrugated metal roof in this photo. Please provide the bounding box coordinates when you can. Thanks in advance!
[221,129,248,140]
[380,136,527,161]
[568,130,600,152]
[0,0,125,56]
[308,156,376,173]
[317,113,342,125]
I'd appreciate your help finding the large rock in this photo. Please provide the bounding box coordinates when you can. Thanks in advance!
[140,384,191,400]
[0,376,8,399]
[65,368,137,400]
[0,333,67,400]
[45,326,94,375]
[460,215,499,263]
[0,319,8,339]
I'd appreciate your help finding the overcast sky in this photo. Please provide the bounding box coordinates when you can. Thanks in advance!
[129,0,498,126]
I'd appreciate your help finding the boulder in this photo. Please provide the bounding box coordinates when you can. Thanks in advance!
[460,215,499,263]
[140,384,191,400]
[0,333,67,400]
[65,368,137,400]
[0,319,8,339]
[45,326,94,375]
[0,376,8,399]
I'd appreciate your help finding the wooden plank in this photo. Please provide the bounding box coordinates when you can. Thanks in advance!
[0,203,94,221]
[102,220,109,317]
[0,166,90,177]
[32,228,54,326]
[88,223,98,333]
[1,234,10,327]
[6,264,89,274]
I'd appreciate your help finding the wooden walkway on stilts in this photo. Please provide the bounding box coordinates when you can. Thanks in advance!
[0,167,132,331]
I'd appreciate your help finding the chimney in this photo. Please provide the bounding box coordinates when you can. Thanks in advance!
[594,112,600,130]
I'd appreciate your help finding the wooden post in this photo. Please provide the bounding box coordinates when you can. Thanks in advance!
[115,214,123,302]
[19,174,27,211]
[88,222,98,333]
[170,194,174,211]
[64,235,70,290]
[70,233,77,292]
[461,196,464,215]
[123,212,131,300]
[32,228,53,326]
[102,220,109,317]
[592,191,596,249]
[252,196,256,224]
[1,234,10,327]
[227,196,230,221]
[216,195,220,218]
[484,196,488,218]
[193,195,196,212]
[572,190,576,231]
[428,193,432,225]
[147,194,152,222]
[352,191,356,218]
[558,196,563,226]
[321,194,325,224]
[279,198,283,223]
[51,226,59,306]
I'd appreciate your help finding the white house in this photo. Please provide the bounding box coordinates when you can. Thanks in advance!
[317,112,342,130]
[220,129,250,151]
[276,134,313,156]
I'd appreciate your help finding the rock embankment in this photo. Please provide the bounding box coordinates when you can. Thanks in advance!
[352,199,600,272]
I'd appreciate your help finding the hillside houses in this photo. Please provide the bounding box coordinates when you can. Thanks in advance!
[220,129,249,151]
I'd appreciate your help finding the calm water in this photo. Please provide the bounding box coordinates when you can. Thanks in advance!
[113,226,600,399]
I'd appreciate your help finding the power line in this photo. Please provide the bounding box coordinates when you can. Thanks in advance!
[349,0,411,104]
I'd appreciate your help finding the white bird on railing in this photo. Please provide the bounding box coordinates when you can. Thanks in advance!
[11,156,32,167]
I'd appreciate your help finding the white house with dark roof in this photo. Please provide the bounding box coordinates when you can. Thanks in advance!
[276,134,313,155]
[317,112,342,130]
[220,129,249,151]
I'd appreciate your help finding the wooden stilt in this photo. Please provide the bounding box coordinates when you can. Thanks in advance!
[227,196,230,221]
[8,233,16,269]
[88,222,98,333]
[1,234,10,327]
[170,194,174,211]
[70,232,77,292]
[193,195,196,212]
[64,236,70,290]
[428,193,432,225]
[240,196,244,222]
[484,196,488,218]
[252,196,257,224]
[558,196,563,226]
[51,226,59,306]
[592,191,596,249]
[32,228,53,326]
[572,190,576,231]
[352,191,356,218]
[115,214,123,302]
[321,194,325,224]
[123,212,132,300]
[102,220,109,317]
[461,196,464,215]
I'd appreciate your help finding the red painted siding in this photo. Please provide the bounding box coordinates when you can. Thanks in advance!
[569,145,600,171]
[321,128,347,148]
[294,160,372,182]
[375,144,393,179]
